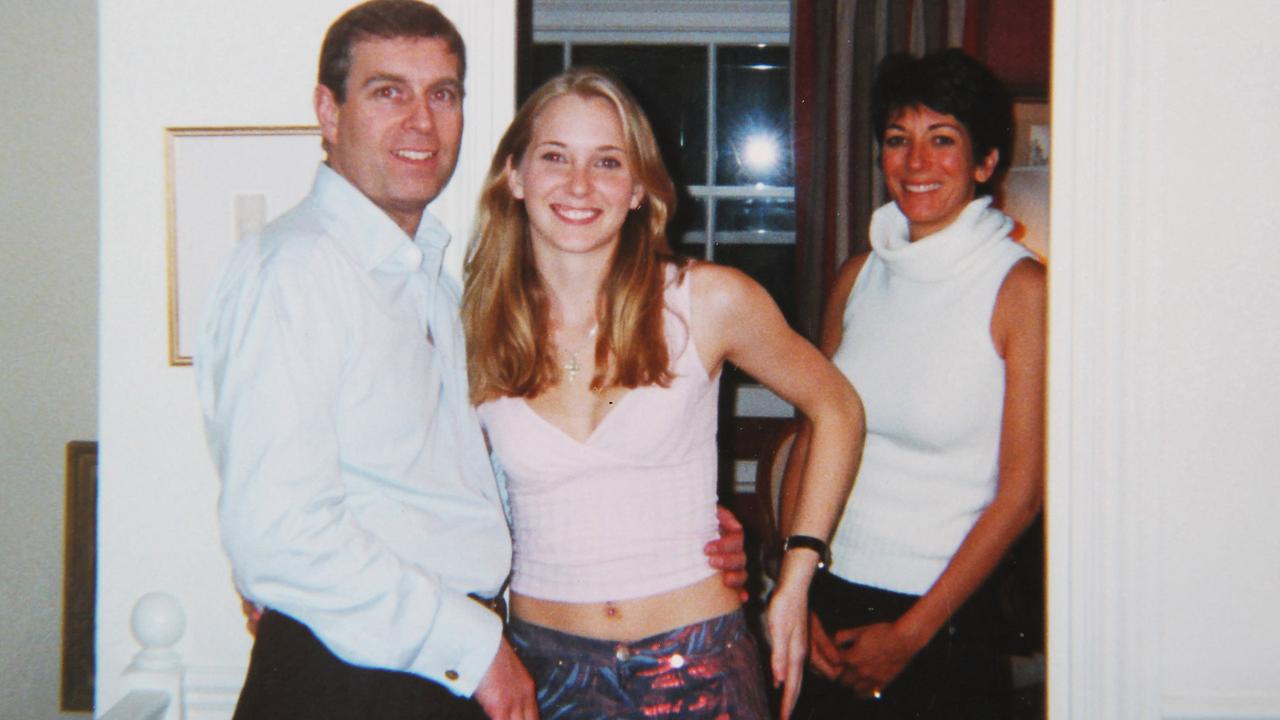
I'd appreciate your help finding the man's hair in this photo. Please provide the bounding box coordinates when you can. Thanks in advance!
[871,48,1013,196]
[319,0,466,103]
[463,67,684,404]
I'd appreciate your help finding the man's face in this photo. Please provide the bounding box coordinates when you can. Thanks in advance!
[315,36,464,235]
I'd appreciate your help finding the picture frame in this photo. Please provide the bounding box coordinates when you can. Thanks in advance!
[1004,99,1052,260]
[165,126,324,366]
[1011,99,1050,167]
[61,440,97,712]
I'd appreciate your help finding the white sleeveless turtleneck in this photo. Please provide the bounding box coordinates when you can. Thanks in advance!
[828,197,1033,595]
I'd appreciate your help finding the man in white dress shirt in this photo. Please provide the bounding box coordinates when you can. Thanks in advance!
[196,2,746,719]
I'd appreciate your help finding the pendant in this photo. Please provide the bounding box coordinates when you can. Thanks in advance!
[563,352,580,383]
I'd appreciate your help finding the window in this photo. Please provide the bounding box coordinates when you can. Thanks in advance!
[528,1,797,323]
[527,1,796,495]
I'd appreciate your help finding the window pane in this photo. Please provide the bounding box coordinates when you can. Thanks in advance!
[716,197,795,234]
[713,243,796,323]
[715,46,792,187]
[572,45,708,185]
[672,197,708,259]
[526,43,566,102]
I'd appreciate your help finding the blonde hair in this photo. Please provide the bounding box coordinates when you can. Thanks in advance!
[463,67,684,404]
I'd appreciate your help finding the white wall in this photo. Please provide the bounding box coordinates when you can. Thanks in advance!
[1156,2,1280,715]
[0,1,99,718]
[1049,1,1280,718]
[95,0,514,713]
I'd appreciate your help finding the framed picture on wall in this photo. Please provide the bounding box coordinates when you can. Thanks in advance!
[165,126,323,366]
[1003,100,1051,260]
[1011,100,1050,167]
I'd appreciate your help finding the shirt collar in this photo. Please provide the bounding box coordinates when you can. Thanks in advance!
[307,163,452,274]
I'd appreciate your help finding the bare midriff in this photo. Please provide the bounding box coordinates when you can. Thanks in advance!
[510,575,740,641]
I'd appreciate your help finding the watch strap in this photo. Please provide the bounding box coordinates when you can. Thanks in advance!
[782,534,831,569]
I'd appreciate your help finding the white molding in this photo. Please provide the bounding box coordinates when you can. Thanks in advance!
[534,0,789,43]
[183,665,244,720]
[1047,1,1166,718]
[436,0,517,280]
[1163,692,1280,720]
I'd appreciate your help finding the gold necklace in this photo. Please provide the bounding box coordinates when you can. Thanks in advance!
[559,324,598,383]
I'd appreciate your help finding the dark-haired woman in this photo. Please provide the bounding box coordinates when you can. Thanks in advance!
[782,48,1046,718]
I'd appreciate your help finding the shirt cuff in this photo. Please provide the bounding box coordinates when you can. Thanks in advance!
[411,589,504,697]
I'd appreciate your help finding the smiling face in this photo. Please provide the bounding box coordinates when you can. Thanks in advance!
[881,104,998,241]
[315,35,463,235]
[506,94,644,262]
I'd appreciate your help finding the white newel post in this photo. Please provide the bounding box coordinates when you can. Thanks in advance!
[113,592,187,720]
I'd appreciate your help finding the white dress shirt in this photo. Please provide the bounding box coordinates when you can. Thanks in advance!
[196,164,511,696]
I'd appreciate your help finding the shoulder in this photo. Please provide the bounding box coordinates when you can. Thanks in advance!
[252,209,355,287]
[686,260,770,321]
[996,256,1047,308]
[835,251,873,295]
[211,212,353,323]
[992,256,1047,352]
[837,251,873,285]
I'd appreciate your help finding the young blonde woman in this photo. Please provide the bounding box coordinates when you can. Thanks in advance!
[462,68,865,720]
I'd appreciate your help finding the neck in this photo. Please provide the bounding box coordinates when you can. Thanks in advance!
[389,209,423,237]
[536,250,612,330]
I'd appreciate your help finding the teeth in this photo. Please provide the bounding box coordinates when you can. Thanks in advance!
[905,183,942,192]
[396,150,434,161]
[556,207,596,221]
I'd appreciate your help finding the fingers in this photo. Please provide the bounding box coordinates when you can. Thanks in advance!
[715,504,745,533]
[707,506,748,595]
[475,640,539,720]
[240,597,262,636]
[832,625,864,649]
[779,638,806,720]
[807,616,842,680]
[837,665,880,698]
[706,506,746,560]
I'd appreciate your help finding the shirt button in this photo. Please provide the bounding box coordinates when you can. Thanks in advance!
[445,670,459,681]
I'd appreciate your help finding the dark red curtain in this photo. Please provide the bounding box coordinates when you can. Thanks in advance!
[790,0,966,340]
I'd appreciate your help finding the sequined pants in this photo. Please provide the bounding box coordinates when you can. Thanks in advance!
[508,609,770,720]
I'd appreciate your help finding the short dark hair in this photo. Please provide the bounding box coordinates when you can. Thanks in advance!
[871,49,1014,196]
[319,0,466,103]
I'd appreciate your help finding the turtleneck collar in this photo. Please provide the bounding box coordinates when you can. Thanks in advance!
[869,196,1014,282]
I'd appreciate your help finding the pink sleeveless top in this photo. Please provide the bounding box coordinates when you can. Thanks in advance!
[476,266,721,603]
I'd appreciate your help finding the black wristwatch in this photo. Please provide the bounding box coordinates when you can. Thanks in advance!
[782,534,831,570]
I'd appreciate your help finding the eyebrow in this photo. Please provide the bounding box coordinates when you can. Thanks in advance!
[886,121,961,132]
[359,74,463,94]
[360,73,408,89]
[534,140,626,153]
